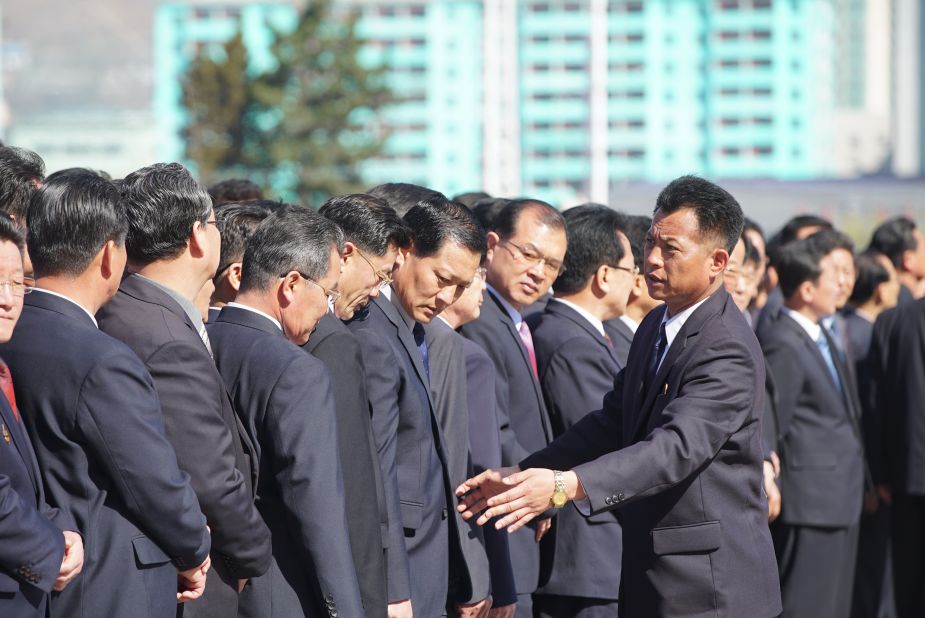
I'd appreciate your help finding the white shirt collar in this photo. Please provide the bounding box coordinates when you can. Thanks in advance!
[381,285,392,301]
[782,307,822,342]
[487,284,523,329]
[32,288,98,327]
[226,302,282,332]
[552,298,605,338]
[660,296,710,353]
[619,314,639,334]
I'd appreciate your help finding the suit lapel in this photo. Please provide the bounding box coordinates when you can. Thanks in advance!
[0,392,41,497]
[486,291,553,442]
[373,297,433,403]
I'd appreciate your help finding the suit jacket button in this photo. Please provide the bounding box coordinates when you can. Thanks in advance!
[617,492,625,501]
[604,496,612,505]
[442,508,448,520]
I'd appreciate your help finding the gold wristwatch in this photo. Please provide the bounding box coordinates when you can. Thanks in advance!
[551,470,568,508]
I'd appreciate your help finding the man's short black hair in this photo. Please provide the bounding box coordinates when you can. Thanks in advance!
[653,175,744,253]
[491,198,566,242]
[624,215,651,271]
[0,146,45,223]
[776,230,853,299]
[849,251,891,306]
[121,163,213,265]
[27,171,127,278]
[215,201,282,275]
[404,197,487,260]
[240,205,345,293]
[452,191,491,209]
[867,217,919,269]
[319,193,411,256]
[45,167,112,183]
[367,182,445,216]
[208,178,263,206]
[472,197,511,231]
[554,205,627,296]
[0,213,24,253]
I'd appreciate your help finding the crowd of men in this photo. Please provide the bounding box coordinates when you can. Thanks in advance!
[0,142,923,618]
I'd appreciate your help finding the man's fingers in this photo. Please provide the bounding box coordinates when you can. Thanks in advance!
[504,509,538,533]
[485,485,524,508]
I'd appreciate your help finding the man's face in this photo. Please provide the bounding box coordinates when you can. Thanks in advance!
[645,208,726,314]
[449,266,487,325]
[907,228,925,279]
[485,210,567,309]
[744,228,766,282]
[829,247,855,309]
[807,249,854,318]
[606,232,636,317]
[723,238,752,312]
[202,209,222,279]
[0,241,25,343]
[875,253,901,309]
[281,246,341,345]
[334,242,398,320]
[393,240,481,323]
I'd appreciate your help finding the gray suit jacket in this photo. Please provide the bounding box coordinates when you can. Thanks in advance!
[302,313,388,618]
[425,318,491,604]
[209,306,364,618]
[2,291,210,618]
[522,288,782,617]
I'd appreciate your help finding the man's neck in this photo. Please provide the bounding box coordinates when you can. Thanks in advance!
[665,281,720,318]
[553,291,608,321]
[130,260,205,303]
[898,271,921,297]
[230,292,283,323]
[783,299,823,324]
[854,301,881,322]
[34,276,103,315]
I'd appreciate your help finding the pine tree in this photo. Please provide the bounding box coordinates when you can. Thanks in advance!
[250,1,392,204]
[181,33,253,186]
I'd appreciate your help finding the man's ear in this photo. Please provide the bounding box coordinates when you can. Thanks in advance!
[594,264,611,293]
[485,232,500,264]
[710,247,730,275]
[228,263,243,293]
[100,240,124,280]
[342,241,356,264]
[797,280,815,306]
[189,221,208,258]
[278,271,300,308]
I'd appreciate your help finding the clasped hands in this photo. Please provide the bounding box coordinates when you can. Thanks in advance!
[454,466,585,533]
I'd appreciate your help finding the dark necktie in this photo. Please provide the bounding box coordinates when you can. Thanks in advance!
[645,322,668,391]
[817,327,844,396]
[0,360,20,422]
[412,322,430,383]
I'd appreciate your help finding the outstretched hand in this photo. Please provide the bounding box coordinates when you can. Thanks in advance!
[455,466,585,533]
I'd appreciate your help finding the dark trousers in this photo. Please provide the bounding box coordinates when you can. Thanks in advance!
[534,594,619,617]
[852,504,896,618]
[773,522,859,618]
[891,493,925,618]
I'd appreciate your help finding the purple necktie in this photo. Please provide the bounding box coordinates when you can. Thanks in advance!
[518,321,539,380]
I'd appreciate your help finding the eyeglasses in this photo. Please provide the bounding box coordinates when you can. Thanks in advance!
[501,240,565,277]
[355,249,393,292]
[0,278,33,297]
[612,264,640,277]
[285,272,342,307]
[474,266,487,282]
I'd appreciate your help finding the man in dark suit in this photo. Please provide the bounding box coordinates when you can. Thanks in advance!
[458,198,567,617]
[756,231,864,618]
[436,265,518,617]
[527,205,635,617]
[868,283,925,617]
[95,163,271,616]
[311,194,413,617]
[604,214,656,365]
[209,207,364,617]
[1,171,212,617]
[868,217,925,305]
[347,197,485,618]
[0,214,83,617]
[208,200,280,322]
[458,176,782,618]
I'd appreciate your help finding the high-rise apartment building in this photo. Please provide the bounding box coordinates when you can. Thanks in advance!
[155,0,896,205]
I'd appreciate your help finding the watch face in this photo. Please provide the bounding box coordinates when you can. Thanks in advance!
[552,492,568,507]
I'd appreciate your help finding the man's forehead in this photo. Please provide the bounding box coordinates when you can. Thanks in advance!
[650,208,700,240]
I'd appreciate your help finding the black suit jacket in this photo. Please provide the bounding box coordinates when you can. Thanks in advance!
[868,299,925,494]
[529,300,623,601]
[459,290,553,594]
[96,274,271,616]
[0,384,69,618]
[302,313,388,618]
[209,307,363,618]
[758,309,865,526]
[1,291,210,618]
[346,296,457,618]
[522,288,781,617]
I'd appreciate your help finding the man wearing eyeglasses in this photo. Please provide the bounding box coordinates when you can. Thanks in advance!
[208,206,365,618]
[525,205,636,618]
[96,163,271,616]
[306,193,413,618]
